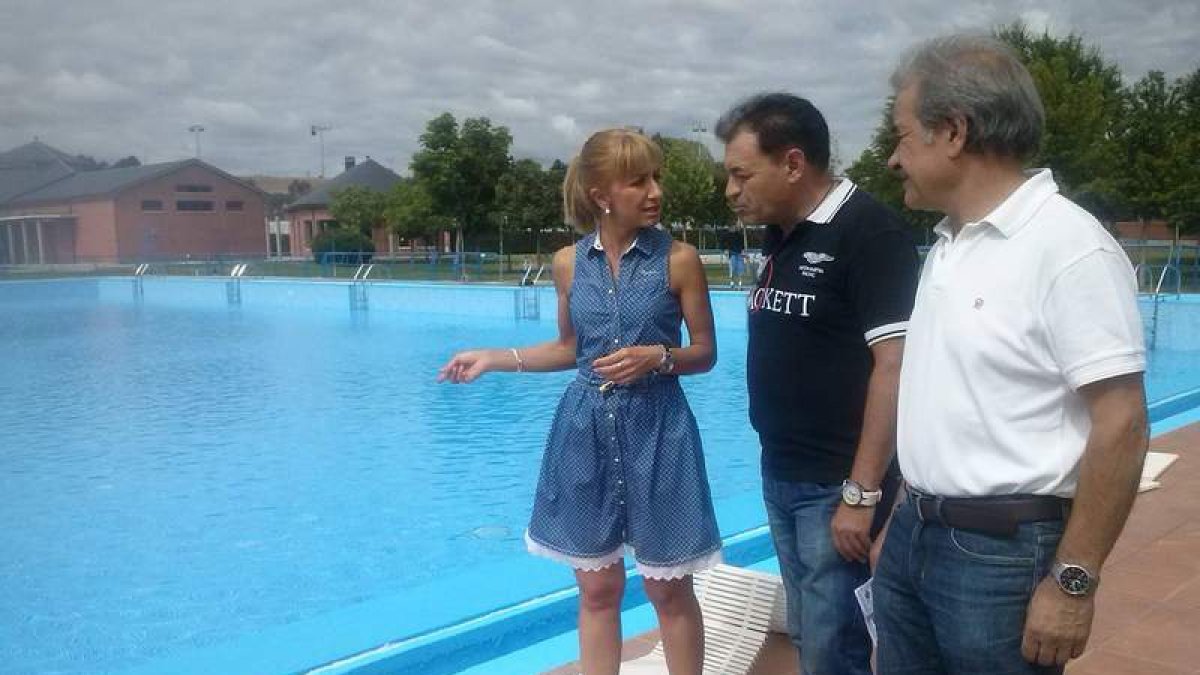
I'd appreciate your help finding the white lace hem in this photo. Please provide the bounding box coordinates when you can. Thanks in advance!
[525,532,624,571]
[525,531,723,580]
[636,547,723,580]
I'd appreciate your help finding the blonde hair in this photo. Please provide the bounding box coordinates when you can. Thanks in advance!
[562,128,663,232]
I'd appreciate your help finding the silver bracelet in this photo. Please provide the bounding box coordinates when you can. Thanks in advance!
[510,348,525,373]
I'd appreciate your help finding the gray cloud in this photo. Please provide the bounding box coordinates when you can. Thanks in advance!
[2,0,1196,176]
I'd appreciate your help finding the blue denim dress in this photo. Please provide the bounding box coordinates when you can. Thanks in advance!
[525,227,722,578]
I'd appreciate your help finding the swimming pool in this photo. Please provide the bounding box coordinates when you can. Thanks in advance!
[1,278,1197,675]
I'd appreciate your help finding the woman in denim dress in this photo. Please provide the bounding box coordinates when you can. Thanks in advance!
[439,129,721,674]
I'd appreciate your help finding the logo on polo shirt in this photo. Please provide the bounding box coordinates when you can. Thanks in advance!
[799,251,835,278]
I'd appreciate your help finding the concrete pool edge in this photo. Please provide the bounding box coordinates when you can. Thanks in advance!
[306,524,778,675]
[312,386,1200,675]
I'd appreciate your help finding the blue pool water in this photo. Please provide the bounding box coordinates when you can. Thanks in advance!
[1,278,1197,675]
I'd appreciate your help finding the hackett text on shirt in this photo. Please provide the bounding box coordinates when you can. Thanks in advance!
[748,286,815,316]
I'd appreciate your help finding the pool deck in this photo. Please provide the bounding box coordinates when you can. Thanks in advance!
[543,420,1200,675]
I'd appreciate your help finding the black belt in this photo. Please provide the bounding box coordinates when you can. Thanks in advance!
[908,487,1071,537]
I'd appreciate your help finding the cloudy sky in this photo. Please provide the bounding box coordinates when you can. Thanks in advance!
[2,0,1196,178]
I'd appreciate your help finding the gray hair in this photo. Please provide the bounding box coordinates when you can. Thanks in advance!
[891,34,1044,161]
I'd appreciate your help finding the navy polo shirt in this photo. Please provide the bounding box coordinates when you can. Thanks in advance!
[747,179,919,484]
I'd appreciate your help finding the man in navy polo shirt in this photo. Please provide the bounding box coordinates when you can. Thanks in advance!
[716,93,919,673]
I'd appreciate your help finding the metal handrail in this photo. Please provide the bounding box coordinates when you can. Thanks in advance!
[1156,264,1181,297]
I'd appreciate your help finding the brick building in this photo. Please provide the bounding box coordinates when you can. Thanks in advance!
[285,157,403,257]
[0,141,267,263]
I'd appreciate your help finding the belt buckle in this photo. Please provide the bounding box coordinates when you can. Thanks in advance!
[911,489,945,527]
[908,486,929,523]
[932,497,947,526]
[911,491,931,524]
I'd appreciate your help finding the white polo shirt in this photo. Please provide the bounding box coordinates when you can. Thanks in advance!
[897,170,1145,497]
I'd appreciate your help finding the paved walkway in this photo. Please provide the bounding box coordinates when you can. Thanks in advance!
[544,421,1200,674]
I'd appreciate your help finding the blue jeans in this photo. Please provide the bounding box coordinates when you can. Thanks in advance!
[763,474,872,675]
[874,500,1066,675]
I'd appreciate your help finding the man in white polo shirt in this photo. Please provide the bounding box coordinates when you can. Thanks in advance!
[871,35,1149,674]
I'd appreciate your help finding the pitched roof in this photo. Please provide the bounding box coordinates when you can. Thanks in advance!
[0,141,80,203]
[0,140,84,169]
[287,159,402,211]
[9,160,193,204]
[6,157,267,206]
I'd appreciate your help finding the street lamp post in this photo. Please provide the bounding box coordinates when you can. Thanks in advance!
[691,122,708,157]
[310,125,332,178]
[691,122,708,247]
[188,125,205,159]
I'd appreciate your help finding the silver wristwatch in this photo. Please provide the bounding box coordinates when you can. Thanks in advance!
[841,479,882,507]
[656,344,675,374]
[1051,562,1097,596]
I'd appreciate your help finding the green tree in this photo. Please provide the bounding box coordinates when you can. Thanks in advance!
[544,159,571,250]
[329,186,387,237]
[704,161,735,231]
[1115,69,1200,232]
[288,179,312,197]
[309,228,374,263]
[383,179,451,243]
[657,136,715,246]
[70,154,107,171]
[546,158,568,218]
[998,22,1125,219]
[1165,69,1200,232]
[496,158,560,256]
[410,112,513,251]
[1116,71,1176,222]
[847,23,1129,233]
[846,100,941,233]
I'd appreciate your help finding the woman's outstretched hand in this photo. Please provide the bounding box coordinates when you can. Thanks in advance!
[438,350,493,383]
[592,346,662,385]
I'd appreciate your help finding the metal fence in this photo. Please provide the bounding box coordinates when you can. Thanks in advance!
[3,241,1199,291]
[1123,242,1200,294]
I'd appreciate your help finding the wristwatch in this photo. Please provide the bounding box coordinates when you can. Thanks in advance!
[1051,562,1097,596]
[656,344,675,374]
[841,479,882,507]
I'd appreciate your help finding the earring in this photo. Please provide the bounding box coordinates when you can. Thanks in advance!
[603,206,610,215]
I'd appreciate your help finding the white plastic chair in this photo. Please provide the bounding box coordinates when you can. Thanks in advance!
[622,564,787,675]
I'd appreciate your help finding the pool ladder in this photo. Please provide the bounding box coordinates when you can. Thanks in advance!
[512,262,544,320]
[350,264,374,311]
[518,261,547,284]
[132,263,149,299]
[227,263,247,305]
[1134,256,1182,350]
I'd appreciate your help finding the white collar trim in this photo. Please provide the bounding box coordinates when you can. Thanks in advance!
[807,177,856,224]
